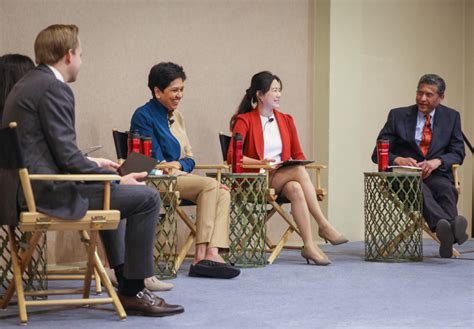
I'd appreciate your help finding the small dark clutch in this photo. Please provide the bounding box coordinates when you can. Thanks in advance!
[118,152,157,176]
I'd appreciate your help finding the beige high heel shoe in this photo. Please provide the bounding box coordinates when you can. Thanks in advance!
[301,247,331,266]
[318,227,349,245]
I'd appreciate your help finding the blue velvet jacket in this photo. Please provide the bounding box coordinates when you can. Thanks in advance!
[130,99,195,172]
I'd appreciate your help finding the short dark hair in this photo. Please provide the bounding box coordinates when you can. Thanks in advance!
[148,62,186,97]
[417,74,446,95]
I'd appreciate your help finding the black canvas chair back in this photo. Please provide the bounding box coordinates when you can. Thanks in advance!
[0,123,23,225]
[219,133,231,163]
[0,123,24,170]
[112,129,128,161]
[462,131,473,153]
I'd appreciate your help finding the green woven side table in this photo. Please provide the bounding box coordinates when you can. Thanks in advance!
[0,228,47,299]
[221,173,266,268]
[364,172,423,262]
[146,175,178,279]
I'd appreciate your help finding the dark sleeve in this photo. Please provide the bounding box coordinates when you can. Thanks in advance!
[438,112,465,170]
[371,110,399,165]
[38,82,113,175]
[286,114,306,160]
[178,158,195,173]
[130,110,165,162]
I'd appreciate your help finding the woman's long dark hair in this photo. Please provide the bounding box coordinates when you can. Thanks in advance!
[230,71,282,130]
[0,54,35,120]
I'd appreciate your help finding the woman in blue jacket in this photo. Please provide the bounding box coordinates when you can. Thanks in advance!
[131,62,239,279]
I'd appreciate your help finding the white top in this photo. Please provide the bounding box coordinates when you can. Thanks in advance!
[260,114,282,163]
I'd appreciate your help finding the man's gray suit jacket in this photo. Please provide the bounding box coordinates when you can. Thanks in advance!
[0,64,114,225]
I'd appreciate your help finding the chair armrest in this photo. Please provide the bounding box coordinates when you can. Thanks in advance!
[28,174,121,181]
[305,164,328,201]
[242,164,273,170]
[156,163,181,170]
[24,174,119,212]
[194,164,229,170]
[305,164,327,170]
[452,164,461,194]
[194,164,230,183]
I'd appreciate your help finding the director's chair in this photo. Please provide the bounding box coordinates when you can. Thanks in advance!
[1,122,125,324]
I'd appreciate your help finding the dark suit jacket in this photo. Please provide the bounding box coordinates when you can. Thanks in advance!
[0,65,114,225]
[371,104,465,182]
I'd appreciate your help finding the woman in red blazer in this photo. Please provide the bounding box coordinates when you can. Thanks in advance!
[228,71,348,265]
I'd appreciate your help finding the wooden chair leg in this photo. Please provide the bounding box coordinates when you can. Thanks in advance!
[82,231,98,299]
[423,223,461,258]
[379,221,418,257]
[267,226,294,264]
[270,201,301,237]
[94,269,102,294]
[174,206,197,272]
[266,199,314,263]
[6,227,28,324]
[264,208,278,251]
[79,230,125,320]
[92,251,126,320]
[174,233,194,272]
[176,207,197,233]
[1,230,43,310]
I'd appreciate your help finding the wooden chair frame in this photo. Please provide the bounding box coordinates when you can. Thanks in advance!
[380,164,462,258]
[1,123,125,324]
[112,128,226,272]
[243,164,328,264]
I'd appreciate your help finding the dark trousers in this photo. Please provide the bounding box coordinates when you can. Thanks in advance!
[77,184,160,279]
[421,173,458,232]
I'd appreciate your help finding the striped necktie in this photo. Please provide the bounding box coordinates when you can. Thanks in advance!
[419,114,432,156]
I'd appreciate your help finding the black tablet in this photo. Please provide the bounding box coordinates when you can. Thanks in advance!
[278,160,314,168]
[118,152,157,176]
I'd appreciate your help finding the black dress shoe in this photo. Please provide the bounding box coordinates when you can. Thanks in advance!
[436,219,454,258]
[452,216,468,245]
[118,288,184,317]
[189,260,240,279]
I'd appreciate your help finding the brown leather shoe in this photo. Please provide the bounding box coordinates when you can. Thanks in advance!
[118,288,184,317]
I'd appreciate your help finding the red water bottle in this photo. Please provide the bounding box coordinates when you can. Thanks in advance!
[232,133,243,173]
[377,139,389,172]
[131,130,141,154]
[142,137,152,157]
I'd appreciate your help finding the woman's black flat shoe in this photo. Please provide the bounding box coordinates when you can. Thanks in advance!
[189,260,240,279]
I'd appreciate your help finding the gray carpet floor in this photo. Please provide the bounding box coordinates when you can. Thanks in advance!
[1,240,473,328]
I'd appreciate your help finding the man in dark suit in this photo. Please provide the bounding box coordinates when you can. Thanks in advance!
[1,24,183,316]
[372,74,468,258]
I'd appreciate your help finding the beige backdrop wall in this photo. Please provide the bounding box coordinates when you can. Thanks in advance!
[0,0,316,264]
[1,0,472,264]
[327,0,473,241]
[466,0,474,236]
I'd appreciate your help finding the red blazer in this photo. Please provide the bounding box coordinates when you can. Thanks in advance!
[227,108,306,171]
